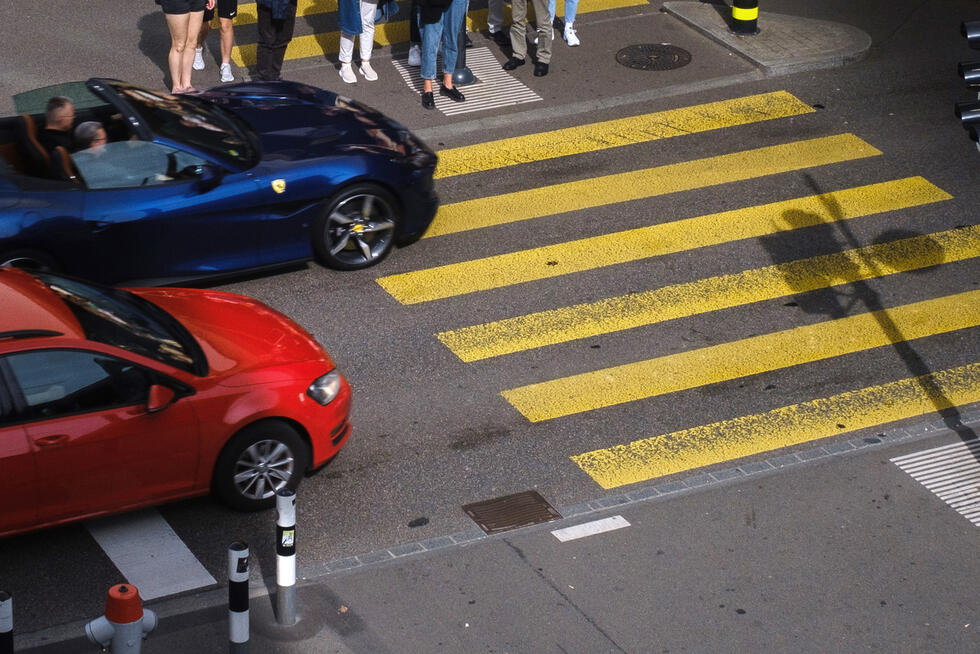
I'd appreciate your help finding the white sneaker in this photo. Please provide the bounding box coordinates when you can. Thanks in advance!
[220,62,234,82]
[564,24,580,46]
[339,62,356,84]
[193,48,205,70]
[359,61,378,81]
[408,44,421,67]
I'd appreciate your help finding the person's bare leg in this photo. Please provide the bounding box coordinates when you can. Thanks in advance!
[442,71,454,90]
[219,17,234,64]
[165,13,191,92]
[180,11,205,90]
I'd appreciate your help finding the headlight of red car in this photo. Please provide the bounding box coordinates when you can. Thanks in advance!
[307,370,343,405]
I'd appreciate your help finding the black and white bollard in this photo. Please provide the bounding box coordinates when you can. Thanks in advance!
[0,591,12,654]
[275,489,297,626]
[85,584,157,652]
[228,542,249,653]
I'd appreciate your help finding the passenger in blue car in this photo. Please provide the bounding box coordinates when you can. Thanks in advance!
[38,96,76,154]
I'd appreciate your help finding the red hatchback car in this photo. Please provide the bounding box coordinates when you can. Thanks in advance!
[0,267,351,537]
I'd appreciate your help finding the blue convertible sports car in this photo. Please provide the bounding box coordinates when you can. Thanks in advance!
[0,79,438,284]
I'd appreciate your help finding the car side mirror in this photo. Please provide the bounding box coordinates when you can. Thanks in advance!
[197,163,225,192]
[147,384,177,413]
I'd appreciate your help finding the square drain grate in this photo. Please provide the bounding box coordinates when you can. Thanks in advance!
[462,490,563,535]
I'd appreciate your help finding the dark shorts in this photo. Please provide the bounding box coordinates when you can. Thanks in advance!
[204,0,238,21]
[157,0,206,15]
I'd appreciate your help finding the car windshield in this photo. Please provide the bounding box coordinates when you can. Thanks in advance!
[104,81,253,167]
[35,273,206,375]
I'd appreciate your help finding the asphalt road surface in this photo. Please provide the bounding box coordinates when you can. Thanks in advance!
[1,0,978,650]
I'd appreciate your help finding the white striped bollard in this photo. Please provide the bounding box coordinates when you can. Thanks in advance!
[0,591,12,654]
[228,542,249,653]
[276,489,297,626]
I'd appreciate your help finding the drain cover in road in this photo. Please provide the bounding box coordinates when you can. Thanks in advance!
[462,490,562,534]
[616,43,692,70]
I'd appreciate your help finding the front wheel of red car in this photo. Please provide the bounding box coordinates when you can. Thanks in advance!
[213,421,311,511]
[313,183,398,270]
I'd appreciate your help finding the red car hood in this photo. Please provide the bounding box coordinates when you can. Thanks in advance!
[130,287,333,382]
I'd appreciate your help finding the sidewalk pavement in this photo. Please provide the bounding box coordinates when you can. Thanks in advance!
[223,1,873,140]
[12,4,891,652]
[20,407,980,653]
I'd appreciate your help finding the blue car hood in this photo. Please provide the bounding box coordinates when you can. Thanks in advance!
[198,81,401,161]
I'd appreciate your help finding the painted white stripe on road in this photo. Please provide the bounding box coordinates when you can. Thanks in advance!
[891,439,980,528]
[392,47,541,116]
[86,509,216,600]
[551,515,631,542]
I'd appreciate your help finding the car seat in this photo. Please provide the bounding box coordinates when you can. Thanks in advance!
[13,114,51,178]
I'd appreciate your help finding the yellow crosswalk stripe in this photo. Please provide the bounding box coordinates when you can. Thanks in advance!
[501,289,980,422]
[377,176,948,305]
[438,223,975,361]
[422,133,880,240]
[572,362,980,489]
[231,0,648,65]
[233,0,336,26]
[434,91,816,179]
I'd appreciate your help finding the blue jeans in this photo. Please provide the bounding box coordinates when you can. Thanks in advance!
[419,0,466,80]
[548,0,577,24]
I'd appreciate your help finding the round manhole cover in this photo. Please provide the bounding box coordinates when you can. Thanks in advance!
[616,43,692,71]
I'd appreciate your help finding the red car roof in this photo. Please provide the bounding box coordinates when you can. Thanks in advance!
[0,268,84,338]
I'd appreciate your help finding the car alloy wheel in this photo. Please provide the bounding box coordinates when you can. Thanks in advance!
[213,421,310,511]
[314,183,398,270]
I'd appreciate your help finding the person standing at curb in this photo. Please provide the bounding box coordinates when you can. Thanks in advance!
[502,0,552,76]
[417,0,467,109]
[549,0,579,46]
[158,0,216,93]
[338,0,379,83]
[486,0,508,45]
[255,0,298,81]
[194,0,239,82]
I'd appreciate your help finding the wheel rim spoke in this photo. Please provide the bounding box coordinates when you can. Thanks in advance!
[361,219,395,234]
[361,194,375,218]
[234,439,295,500]
[353,234,374,260]
[330,230,352,255]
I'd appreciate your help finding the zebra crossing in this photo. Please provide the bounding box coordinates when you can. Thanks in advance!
[377,89,980,490]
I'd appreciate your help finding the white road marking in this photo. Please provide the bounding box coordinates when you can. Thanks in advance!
[86,509,216,600]
[891,438,980,528]
[551,515,631,542]
[392,47,542,116]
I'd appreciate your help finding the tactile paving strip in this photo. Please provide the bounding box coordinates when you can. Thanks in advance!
[891,438,980,527]
[392,46,542,116]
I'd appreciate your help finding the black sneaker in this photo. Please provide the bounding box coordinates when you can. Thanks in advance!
[440,86,465,102]
[421,91,435,110]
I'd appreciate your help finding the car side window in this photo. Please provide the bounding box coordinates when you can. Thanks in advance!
[70,141,207,190]
[3,350,153,421]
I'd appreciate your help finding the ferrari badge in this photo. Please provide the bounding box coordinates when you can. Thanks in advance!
[271,179,286,194]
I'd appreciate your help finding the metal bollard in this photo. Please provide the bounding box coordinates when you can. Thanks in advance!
[228,542,249,653]
[0,591,12,654]
[453,13,476,86]
[731,0,759,35]
[275,489,297,626]
[85,584,157,652]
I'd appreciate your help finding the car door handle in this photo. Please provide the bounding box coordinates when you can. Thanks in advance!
[35,434,69,447]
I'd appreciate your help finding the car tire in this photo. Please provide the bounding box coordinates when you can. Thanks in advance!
[313,183,398,270]
[213,421,310,511]
[0,248,60,273]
